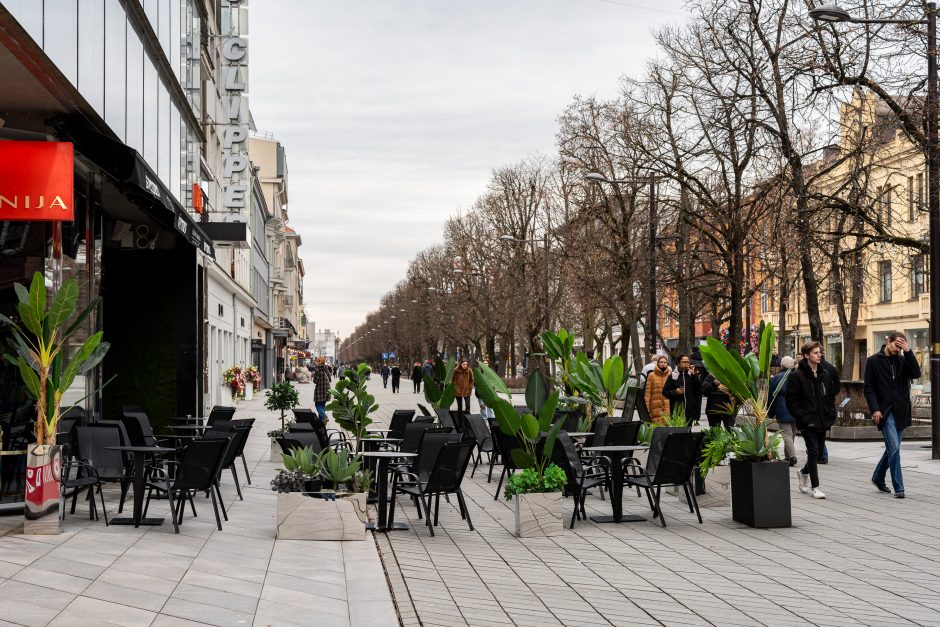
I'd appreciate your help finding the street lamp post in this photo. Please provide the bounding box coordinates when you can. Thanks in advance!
[810,2,940,459]
[586,173,659,357]
[498,232,551,334]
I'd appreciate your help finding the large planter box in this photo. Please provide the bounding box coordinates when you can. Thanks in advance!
[270,438,282,462]
[513,491,563,538]
[24,444,62,535]
[829,424,932,441]
[276,492,368,541]
[730,459,791,528]
[244,385,254,401]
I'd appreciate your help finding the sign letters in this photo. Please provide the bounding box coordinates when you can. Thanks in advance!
[0,142,74,222]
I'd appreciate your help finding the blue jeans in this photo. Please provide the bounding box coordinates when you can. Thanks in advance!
[315,402,328,421]
[873,413,904,493]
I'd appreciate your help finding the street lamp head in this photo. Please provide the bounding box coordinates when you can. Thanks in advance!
[411,299,418,303]
[585,172,608,183]
[808,4,853,22]
[498,234,517,242]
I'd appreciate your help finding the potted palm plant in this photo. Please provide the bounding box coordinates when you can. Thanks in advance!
[698,324,790,528]
[0,273,110,534]
[475,364,566,537]
[567,353,632,430]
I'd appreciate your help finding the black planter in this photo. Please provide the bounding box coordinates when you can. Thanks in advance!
[730,459,791,528]
[304,478,322,493]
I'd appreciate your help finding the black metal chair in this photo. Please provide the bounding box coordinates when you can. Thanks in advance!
[465,414,495,480]
[61,431,109,525]
[625,431,705,527]
[435,407,455,429]
[73,426,131,521]
[492,426,521,500]
[213,425,252,500]
[389,440,476,536]
[551,432,611,529]
[278,432,323,455]
[387,409,416,440]
[145,438,229,532]
[208,405,237,426]
[604,421,641,447]
[391,430,460,511]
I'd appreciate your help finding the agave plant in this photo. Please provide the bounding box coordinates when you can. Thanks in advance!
[317,448,363,488]
[0,272,109,448]
[282,445,319,476]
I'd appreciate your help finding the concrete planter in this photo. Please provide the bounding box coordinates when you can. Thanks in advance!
[270,438,282,462]
[24,444,62,535]
[276,492,368,541]
[244,385,254,401]
[829,424,932,441]
[513,491,563,538]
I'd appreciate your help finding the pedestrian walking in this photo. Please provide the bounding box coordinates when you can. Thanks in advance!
[818,356,841,464]
[864,331,920,498]
[391,363,401,393]
[643,355,672,424]
[381,362,390,388]
[313,356,332,422]
[453,358,474,414]
[411,361,423,393]
[662,354,703,424]
[769,356,798,466]
[786,342,837,499]
[422,359,434,382]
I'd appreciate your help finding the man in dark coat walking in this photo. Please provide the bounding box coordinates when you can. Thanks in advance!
[662,354,703,423]
[864,332,921,498]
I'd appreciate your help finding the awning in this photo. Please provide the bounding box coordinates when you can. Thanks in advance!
[53,117,214,259]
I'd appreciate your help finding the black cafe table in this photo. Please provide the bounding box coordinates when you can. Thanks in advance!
[361,451,417,531]
[581,445,649,523]
[105,445,175,527]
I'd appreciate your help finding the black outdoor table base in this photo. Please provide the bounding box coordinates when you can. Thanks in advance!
[582,445,649,524]
[105,445,174,528]
[110,516,165,526]
[361,450,417,532]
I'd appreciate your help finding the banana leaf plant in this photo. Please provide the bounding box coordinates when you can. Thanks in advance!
[524,364,550,415]
[418,355,456,415]
[540,328,576,394]
[698,323,783,457]
[474,364,563,488]
[567,353,632,420]
[1,272,109,450]
[327,363,377,443]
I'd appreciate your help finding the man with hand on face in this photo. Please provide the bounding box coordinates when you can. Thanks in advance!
[864,332,921,499]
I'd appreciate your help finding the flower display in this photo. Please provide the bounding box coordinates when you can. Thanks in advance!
[246,365,262,389]
[223,365,247,393]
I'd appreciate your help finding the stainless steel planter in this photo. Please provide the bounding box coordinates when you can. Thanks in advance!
[276,492,369,540]
[513,491,563,538]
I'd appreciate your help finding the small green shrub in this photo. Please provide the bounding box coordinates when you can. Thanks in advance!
[503,463,567,500]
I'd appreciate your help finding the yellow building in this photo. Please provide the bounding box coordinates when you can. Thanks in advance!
[764,91,930,385]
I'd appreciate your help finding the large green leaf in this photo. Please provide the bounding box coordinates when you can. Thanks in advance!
[699,337,753,402]
[17,302,41,337]
[603,355,624,399]
[438,383,456,409]
[476,362,511,400]
[511,448,535,470]
[47,279,78,331]
[540,330,564,361]
[520,413,539,441]
[63,298,100,339]
[16,357,40,398]
[27,271,45,325]
[525,368,548,414]
[758,323,775,378]
[61,332,103,392]
[423,377,442,404]
[13,281,29,305]
[538,390,559,432]
[492,398,520,437]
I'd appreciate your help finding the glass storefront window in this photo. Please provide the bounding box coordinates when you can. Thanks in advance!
[126,31,145,154]
[159,85,171,183]
[44,0,78,86]
[143,57,159,169]
[78,0,106,116]
[104,0,127,141]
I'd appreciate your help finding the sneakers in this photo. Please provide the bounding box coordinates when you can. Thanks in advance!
[811,487,826,499]
[895,492,906,499]
[788,457,798,467]
[871,479,891,493]
[798,471,810,494]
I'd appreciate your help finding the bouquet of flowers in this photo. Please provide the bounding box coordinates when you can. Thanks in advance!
[246,365,262,389]
[223,365,247,394]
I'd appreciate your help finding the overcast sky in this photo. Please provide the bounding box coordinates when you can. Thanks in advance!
[250,0,689,339]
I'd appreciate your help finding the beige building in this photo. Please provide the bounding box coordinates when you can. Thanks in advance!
[764,91,930,385]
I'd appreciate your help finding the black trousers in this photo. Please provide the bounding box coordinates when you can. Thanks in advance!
[456,396,471,413]
[392,378,400,393]
[706,413,735,430]
[801,429,826,488]
[382,375,388,388]
[413,380,421,393]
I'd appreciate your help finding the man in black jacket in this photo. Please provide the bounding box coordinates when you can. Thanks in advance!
[662,354,703,423]
[864,332,921,498]
[787,342,837,498]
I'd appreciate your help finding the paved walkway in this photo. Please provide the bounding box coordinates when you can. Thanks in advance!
[0,386,397,627]
[367,379,940,627]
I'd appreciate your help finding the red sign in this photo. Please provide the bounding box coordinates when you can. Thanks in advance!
[0,141,74,221]
[193,183,203,214]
